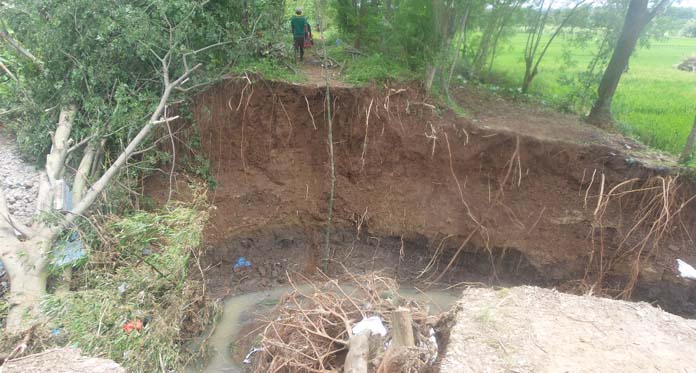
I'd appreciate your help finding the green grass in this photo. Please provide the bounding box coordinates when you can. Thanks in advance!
[328,46,418,84]
[232,57,305,83]
[40,200,214,372]
[489,34,696,156]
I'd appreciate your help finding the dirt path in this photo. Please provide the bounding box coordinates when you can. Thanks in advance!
[452,86,676,168]
[0,130,39,226]
[297,48,353,88]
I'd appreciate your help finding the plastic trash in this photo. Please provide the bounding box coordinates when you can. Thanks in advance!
[123,319,143,334]
[243,347,264,364]
[51,328,61,336]
[677,259,696,280]
[52,232,86,267]
[352,316,387,337]
[234,257,252,270]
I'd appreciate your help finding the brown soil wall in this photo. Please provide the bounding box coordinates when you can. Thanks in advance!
[148,77,696,315]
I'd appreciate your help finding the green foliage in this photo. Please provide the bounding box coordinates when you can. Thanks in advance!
[681,19,696,37]
[328,0,461,83]
[490,34,696,155]
[42,201,212,372]
[329,48,416,84]
[1,0,287,163]
[184,153,218,189]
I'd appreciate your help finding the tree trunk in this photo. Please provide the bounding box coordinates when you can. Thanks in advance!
[1,55,199,335]
[587,0,663,126]
[3,235,51,334]
[355,1,367,49]
[522,65,534,93]
[446,7,471,96]
[344,332,370,373]
[425,65,437,93]
[680,113,696,163]
[390,308,415,348]
[73,143,96,204]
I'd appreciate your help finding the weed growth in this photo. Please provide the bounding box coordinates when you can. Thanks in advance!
[41,193,214,372]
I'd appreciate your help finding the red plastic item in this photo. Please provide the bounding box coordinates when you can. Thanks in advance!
[304,32,314,49]
[122,319,143,334]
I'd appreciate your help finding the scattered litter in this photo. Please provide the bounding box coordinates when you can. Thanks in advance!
[233,257,252,269]
[427,328,438,363]
[352,316,387,337]
[51,328,62,336]
[243,348,264,364]
[52,232,86,267]
[122,319,143,334]
[677,259,696,280]
[117,283,127,294]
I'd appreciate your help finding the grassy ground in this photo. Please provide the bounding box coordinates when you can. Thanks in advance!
[489,34,696,156]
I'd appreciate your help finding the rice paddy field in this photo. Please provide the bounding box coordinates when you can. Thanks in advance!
[490,34,696,156]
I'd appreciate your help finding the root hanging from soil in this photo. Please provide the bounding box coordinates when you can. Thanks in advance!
[249,272,437,373]
[585,175,696,297]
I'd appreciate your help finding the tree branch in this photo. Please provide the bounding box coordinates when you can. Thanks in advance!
[648,0,673,19]
[533,0,587,74]
[0,19,43,68]
[0,57,18,82]
[65,62,200,226]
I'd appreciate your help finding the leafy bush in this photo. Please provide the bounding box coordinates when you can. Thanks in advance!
[338,52,417,84]
[2,0,288,163]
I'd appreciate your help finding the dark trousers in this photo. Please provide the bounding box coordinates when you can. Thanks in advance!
[293,36,305,61]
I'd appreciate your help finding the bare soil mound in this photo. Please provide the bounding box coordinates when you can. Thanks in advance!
[147,76,696,316]
[441,286,696,372]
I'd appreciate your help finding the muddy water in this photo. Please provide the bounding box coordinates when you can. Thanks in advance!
[189,286,462,372]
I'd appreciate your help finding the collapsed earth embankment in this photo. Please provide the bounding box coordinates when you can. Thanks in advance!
[147,76,696,316]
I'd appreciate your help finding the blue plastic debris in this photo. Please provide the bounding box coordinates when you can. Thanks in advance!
[51,328,61,336]
[336,38,342,46]
[52,232,86,267]
[233,257,252,270]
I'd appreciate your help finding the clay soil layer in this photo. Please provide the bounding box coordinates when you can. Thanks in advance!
[147,77,696,315]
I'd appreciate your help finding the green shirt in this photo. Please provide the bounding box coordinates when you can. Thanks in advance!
[291,15,308,38]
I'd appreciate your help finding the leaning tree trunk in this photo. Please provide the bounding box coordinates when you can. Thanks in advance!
[2,231,53,334]
[587,0,669,126]
[0,59,199,334]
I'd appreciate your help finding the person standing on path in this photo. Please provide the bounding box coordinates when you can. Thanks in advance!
[290,8,309,62]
